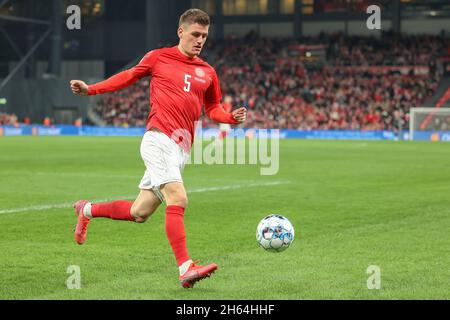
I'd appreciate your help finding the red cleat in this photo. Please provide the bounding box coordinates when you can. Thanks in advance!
[74,200,90,245]
[179,261,218,289]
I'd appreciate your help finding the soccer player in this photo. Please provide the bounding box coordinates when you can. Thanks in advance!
[69,9,247,289]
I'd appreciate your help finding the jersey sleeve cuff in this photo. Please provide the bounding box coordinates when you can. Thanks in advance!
[87,86,97,95]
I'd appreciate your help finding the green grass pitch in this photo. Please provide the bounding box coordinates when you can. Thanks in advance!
[0,136,449,299]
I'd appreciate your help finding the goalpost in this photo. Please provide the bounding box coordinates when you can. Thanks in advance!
[409,108,450,141]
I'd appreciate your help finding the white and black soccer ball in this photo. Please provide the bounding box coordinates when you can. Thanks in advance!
[256,214,295,252]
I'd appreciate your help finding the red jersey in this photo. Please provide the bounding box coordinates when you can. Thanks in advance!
[223,102,232,113]
[88,46,237,151]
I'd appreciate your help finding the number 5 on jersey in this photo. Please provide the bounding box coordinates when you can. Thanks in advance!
[184,74,192,92]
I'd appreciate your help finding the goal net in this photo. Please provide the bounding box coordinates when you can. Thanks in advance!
[409,108,450,141]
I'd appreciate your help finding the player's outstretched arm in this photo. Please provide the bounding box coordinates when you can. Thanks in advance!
[70,69,142,96]
[70,50,157,96]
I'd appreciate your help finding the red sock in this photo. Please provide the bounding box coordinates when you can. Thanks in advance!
[165,205,190,266]
[91,201,135,221]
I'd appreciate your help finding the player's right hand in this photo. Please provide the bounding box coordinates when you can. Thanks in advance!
[70,80,89,96]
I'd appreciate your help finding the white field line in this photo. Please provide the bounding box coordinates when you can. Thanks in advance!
[1,171,141,179]
[0,181,289,215]
[2,171,262,183]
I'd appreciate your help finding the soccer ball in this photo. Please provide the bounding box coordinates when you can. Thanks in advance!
[256,214,295,252]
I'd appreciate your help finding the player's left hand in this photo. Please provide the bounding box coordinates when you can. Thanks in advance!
[232,107,247,123]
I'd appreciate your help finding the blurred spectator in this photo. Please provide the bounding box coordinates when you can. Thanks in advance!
[74,117,83,127]
[0,113,18,126]
[43,117,52,126]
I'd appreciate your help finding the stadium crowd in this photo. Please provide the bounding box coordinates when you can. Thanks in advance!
[0,112,18,126]
[92,32,449,131]
[93,78,150,128]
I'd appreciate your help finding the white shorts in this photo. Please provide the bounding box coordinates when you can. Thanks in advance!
[138,130,189,202]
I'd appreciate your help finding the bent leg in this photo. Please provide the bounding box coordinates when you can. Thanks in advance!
[87,190,161,223]
[131,189,162,223]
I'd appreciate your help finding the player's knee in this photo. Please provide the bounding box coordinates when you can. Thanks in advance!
[179,196,188,208]
[134,215,149,223]
[131,208,154,223]
[167,193,188,208]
